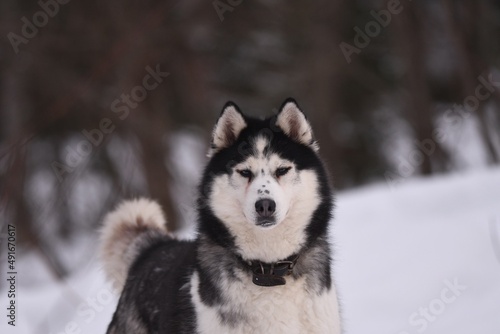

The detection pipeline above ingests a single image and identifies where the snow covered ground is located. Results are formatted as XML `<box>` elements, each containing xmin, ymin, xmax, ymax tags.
<box><xmin>1</xmin><ymin>167</ymin><xmax>499</xmax><ymax>334</ymax></box>
<box><xmin>334</xmin><ymin>167</ymin><xmax>500</xmax><ymax>334</ymax></box>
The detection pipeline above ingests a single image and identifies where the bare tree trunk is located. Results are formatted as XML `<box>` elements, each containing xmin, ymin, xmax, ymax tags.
<box><xmin>295</xmin><ymin>0</ymin><xmax>346</xmax><ymax>186</ymax></box>
<box><xmin>1</xmin><ymin>57</ymin><xmax>69</xmax><ymax>279</ymax></box>
<box><xmin>441</xmin><ymin>0</ymin><xmax>499</xmax><ymax>164</ymax></box>
<box><xmin>393</xmin><ymin>3</ymin><xmax>450</xmax><ymax>175</ymax></box>
<box><xmin>132</xmin><ymin>110</ymin><xmax>179</xmax><ymax>232</ymax></box>
<box><xmin>3</xmin><ymin>147</ymin><xmax>69</xmax><ymax>278</ymax></box>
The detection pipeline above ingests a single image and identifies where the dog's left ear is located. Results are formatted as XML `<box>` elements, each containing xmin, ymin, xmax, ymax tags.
<box><xmin>209</xmin><ymin>102</ymin><xmax>247</xmax><ymax>157</ymax></box>
<box><xmin>276</xmin><ymin>98</ymin><xmax>318</xmax><ymax>151</ymax></box>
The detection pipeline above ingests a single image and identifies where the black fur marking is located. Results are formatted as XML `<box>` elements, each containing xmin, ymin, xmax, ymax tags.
<box><xmin>197</xmin><ymin>261</ymin><xmax>223</xmax><ymax>306</ymax></box>
<box><xmin>197</xmin><ymin>201</ymin><xmax>236</xmax><ymax>250</ymax></box>
<box><xmin>107</xmin><ymin>238</ymin><xmax>197</xmax><ymax>333</ymax></box>
<box><xmin>219</xmin><ymin>309</ymin><xmax>247</xmax><ymax>328</ymax></box>
<box><xmin>278</xmin><ymin>98</ymin><xmax>306</xmax><ymax>118</ymax></box>
<box><xmin>196</xmin><ymin>237</ymin><xmax>245</xmax><ymax>313</ymax></box>
<box><xmin>292</xmin><ymin>237</ymin><xmax>332</xmax><ymax>293</ymax></box>
<box><xmin>220</xmin><ymin>101</ymin><xmax>242</xmax><ymax>115</ymax></box>
<box><xmin>264</xmin><ymin>190</ymin><xmax>270</xmax><ymax>194</ymax></box>
<box><xmin>263</xmin><ymin>145</ymin><xmax>270</xmax><ymax>156</ymax></box>
<box><xmin>279</xmin><ymin>97</ymin><xmax>297</xmax><ymax>108</ymax></box>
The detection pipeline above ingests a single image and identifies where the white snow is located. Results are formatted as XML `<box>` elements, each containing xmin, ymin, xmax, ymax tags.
<box><xmin>1</xmin><ymin>167</ymin><xmax>500</xmax><ymax>333</ymax></box>
<box><xmin>334</xmin><ymin>167</ymin><xmax>500</xmax><ymax>334</ymax></box>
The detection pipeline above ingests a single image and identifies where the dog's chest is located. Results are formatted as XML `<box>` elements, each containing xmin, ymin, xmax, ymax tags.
<box><xmin>189</xmin><ymin>271</ymin><xmax>340</xmax><ymax>334</ymax></box>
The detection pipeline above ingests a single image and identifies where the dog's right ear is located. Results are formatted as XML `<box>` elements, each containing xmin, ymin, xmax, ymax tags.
<box><xmin>208</xmin><ymin>102</ymin><xmax>247</xmax><ymax>157</ymax></box>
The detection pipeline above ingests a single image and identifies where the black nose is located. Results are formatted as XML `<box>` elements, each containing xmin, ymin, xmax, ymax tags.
<box><xmin>255</xmin><ymin>199</ymin><xmax>276</xmax><ymax>217</ymax></box>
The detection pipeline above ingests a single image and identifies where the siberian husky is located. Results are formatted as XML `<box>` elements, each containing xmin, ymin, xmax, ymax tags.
<box><xmin>100</xmin><ymin>98</ymin><xmax>342</xmax><ymax>333</ymax></box>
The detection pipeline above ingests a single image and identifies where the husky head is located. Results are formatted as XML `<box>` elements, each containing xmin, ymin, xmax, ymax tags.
<box><xmin>198</xmin><ymin>99</ymin><xmax>332</xmax><ymax>262</ymax></box>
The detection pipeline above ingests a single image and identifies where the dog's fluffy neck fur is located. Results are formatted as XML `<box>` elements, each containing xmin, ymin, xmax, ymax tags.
<box><xmin>196</xmin><ymin>233</ymin><xmax>333</xmax><ymax>293</ymax></box>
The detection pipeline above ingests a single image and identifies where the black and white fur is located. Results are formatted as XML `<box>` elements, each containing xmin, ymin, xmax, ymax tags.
<box><xmin>100</xmin><ymin>99</ymin><xmax>342</xmax><ymax>333</ymax></box>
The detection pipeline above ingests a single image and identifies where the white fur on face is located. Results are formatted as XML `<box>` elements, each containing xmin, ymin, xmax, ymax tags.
<box><xmin>209</xmin><ymin>136</ymin><xmax>321</xmax><ymax>262</ymax></box>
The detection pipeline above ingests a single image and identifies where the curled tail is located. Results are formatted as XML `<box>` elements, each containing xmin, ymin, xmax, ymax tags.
<box><xmin>99</xmin><ymin>198</ymin><xmax>168</xmax><ymax>292</ymax></box>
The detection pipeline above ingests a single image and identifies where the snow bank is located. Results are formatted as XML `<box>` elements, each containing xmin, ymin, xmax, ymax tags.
<box><xmin>334</xmin><ymin>168</ymin><xmax>500</xmax><ymax>334</ymax></box>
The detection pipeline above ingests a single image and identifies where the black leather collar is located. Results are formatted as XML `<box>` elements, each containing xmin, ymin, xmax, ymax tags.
<box><xmin>239</xmin><ymin>254</ymin><xmax>300</xmax><ymax>287</ymax></box>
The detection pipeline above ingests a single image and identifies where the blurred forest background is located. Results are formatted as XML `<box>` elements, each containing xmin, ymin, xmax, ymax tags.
<box><xmin>1</xmin><ymin>0</ymin><xmax>500</xmax><ymax>281</ymax></box>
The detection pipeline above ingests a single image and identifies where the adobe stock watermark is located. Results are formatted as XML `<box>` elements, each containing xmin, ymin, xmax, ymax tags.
<box><xmin>339</xmin><ymin>0</ymin><xmax>410</xmax><ymax>64</ymax></box>
<box><xmin>7</xmin><ymin>0</ymin><xmax>72</xmax><ymax>54</ymax></box>
<box><xmin>385</xmin><ymin>72</ymin><xmax>500</xmax><ymax>189</ymax></box>
<box><xmin>397</xmin><ymin>278</ymin><xmax>467</xmax><ymax>334</ymax></box>
<box><xmin>213</xmin><ymin>0</ymin><xmax>243</xmax><ymax>22</ymax></box>
<box><xmin>51</xmin><ymin>64</ymin><xmax>169</xmax><ymax>183</ymax></box>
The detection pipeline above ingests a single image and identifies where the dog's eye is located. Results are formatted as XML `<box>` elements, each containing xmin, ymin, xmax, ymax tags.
<box><xmin>275</xmin><ymin>167</ymin><xmax>291</xmax><ymax>177</ymax></box>
<box><xmin>237</xmin><ymin>169</ymin><xmax>253</xmax><ymax>179</ymax></box>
